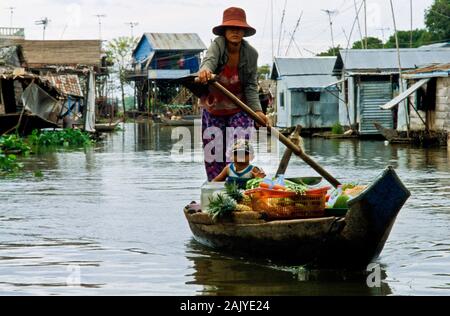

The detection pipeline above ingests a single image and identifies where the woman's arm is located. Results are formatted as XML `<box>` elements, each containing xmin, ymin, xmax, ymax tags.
<box><xmin>199</xmin><ymin>39</ymin><xmax>222</xmax><ymax>83</ymax></box>
<box><xmin>213</xmin><ymin>165</ymin><xmax>229</xmax><ymax>182</ymax></box>
<box><xmin>243</xmin><ymin>49</ymin><xmax>270</xmax><ymax>126</ymax></box>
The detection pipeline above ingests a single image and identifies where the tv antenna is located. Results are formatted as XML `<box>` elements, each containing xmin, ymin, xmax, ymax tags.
<box><xmin>125</xmin><ymin>22</ymin><xmax>139</xmax><ymax>38</ymax></box>
<box><xmin>377</xmin><ymin>27</ymin><xmax>390</xmax><ymax>48</ymax></box>
<box><xmin>285</xmin><ymin>10</ymin><xmax>303</xmax><ymax>56</ymax></box>
<box><xmin>322</xmin><ymin>9</ymin><xmax>338</xmax><ymax>55</ymax></box>
<box><xmin>6</xmin><ymin>7</ymin><xmax>15</xmax><ymax>27</ymax></box>
<box><xmin>35</xmin><ymin>17</ymin><xmax>50</xmax><ymax>40</ymax></box>
<box><xmin>277</xmin><ymin>0</ymin><xmax>288</xmax><ymax>56</ymax></box>
<box><xmin>94</xmin><ymin>14</ymin><xmax>107</xmax><ymax>40</ymax></box>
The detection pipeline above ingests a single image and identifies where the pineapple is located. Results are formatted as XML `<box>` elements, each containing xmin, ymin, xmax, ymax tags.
<box><xmin>207</xmin><ymin>193</ymin><xmax>237</xmax><ymax>222</ymax></box>
<box><xmin>242</xmin><ymin>195</ymin><xmax>252</xmax><ymax>207</ymax></box>
<box><xmin>225</xmin><ymin>182</ymin><xmax>244</xmax><ymax>203</ymax></box>
<box><xmin>235</xmin><ymin>204</ymin><xmax>253</xmax><ymax>212</ymax></box>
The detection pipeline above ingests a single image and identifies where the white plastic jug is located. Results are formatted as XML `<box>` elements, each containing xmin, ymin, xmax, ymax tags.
<box><xmin>201</xmin><ymin>182</ymin><xmax>226</xmax><ymax>210</ymax></box>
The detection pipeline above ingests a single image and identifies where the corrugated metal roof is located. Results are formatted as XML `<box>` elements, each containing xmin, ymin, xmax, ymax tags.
<box><xmin>284</xmin><ymin>75</ymin><xmax>339</xmax><ymax>90</ymax></box>
<box><xmin>335</xmin><ymin>48</ymin><xmax>450</xmax><ymax>73</ymax></box>
<box><xmin>272</xmin><ymin>57</ymin><xmax>337</xmax><ymax>78</ymax></box>
<box><xmin>44</xmin><ymin>74</ymin><xmax>83</xmax><ymax>97</ymax></box>
<box><xmin>144</xmin><ymin>33</ymin><xmax>206</xmax><ymax>51</ymax></box>
<box><xmin>419</xmin><ymin>42</ymin><xmax>450</xmax><ymax>49</ymax></box>
<box><xmin>14</xmin><ymin>40</ymin><xmax>103</xmax><ymax>67</ymax></box>
<box><xmin>403</xmin><ymin>63</ymin><xmax>450</xmax><ymax>78</ymax></box>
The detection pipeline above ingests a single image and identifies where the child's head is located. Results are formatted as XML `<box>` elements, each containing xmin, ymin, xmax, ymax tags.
<box><xmin>231</xmin><ymin>140</ymin><xmax>254</xmax><ymax>164</ymax></box>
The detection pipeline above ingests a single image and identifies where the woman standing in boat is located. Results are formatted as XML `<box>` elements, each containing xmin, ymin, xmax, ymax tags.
<box><xmin>198</xmin><ymin>7</ymin><xmax>270</xmax><ymax>181</ymax></box>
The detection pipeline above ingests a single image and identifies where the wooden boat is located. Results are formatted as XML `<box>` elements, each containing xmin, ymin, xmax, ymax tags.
<box><xmin>95</xmin><ymin>121</ymin><xmax>121</xmax><ymax>132</ymax></box>
<box><xmin>184</xmin><ymin>167</ymin><xmax>410</xmax><ymax>269</ymax></box>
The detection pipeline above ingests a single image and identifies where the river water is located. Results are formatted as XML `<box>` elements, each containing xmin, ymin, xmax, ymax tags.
<box><xmin>0</xmin><ymin>123</ymin><xmax>449</xmax><ymax>296</ymax></box>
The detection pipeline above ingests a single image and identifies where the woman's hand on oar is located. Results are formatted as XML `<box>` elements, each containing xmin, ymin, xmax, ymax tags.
<box><xmin>255</xmin><ymin>111</ymin><xmax>271</xmax><ymax>127</ymax></box>
<box><xmin>198</xmin><ymin>69</ymin><xmax>214</xmax><ymax>84</ymax></box>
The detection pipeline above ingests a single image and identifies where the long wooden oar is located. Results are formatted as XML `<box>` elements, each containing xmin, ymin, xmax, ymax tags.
<box><xmin>209</xmin><ymin>80</ymin><xmax>341</xmax><ymax>188</ymax></box>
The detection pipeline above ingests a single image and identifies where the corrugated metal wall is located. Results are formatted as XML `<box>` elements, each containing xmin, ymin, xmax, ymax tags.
<box><xmin>291</xmin><ymin>91</ymin><xmax>339</xmax><ymax>129</ymax></box>
<box><xmin>359</xmin><ymin>82</ymin><xmax>394</xmax><ymax>134</ymax></box>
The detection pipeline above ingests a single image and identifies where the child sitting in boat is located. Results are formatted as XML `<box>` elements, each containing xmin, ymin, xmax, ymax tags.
<box><xmin>213</xmin><ymin>140</ymin><xmax>266</xmax><ymax>188</ymax></box>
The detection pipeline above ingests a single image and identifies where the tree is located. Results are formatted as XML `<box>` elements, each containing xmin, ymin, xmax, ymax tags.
<box><xmin>258</xmin><ymin>64</ymin><xmax>271</xmax><ymax>80</ymax></box>
<box><xmin>352</xmin><ymin>37</ymin><xmax>383</xmax><ymax>49</ymax></box>
<box><xmin>385</xmin><ymin>29</ymin><xmax>434</xmax><ymax>48</ymax></box>
<box><xmin>106</xmin><ymin>37</ymin><xmax>139</xmax><ymax>115</ymax></box>
<box><xmin>425</xmin><ymin>0</ymin><xmax>450</xmax><ymax>42</ymax></box>
<box><xmin>317</xmin><ymin>45</ymin><xmax>341</xmax><ymax>57</ymax></box>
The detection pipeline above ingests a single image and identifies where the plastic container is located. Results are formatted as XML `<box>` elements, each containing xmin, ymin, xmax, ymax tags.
<box><xmin>246</xmin><ymin>187</ymin><xmax>329</xmax><ymax>220</ymax></box>
<box><xmin>201</xmin><ymin>182</ymin><xmax>226</xmax><ymax>210</ymax></box>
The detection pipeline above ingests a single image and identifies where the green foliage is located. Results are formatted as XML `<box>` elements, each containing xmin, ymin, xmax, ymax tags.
<box><xmin>332</xmin><ymin>123</ymin><xmax>345</xmax><ymax>135</ymax></box>
<box><xmin>317</xmin><ymin>45</ymin><xmax>341</xmax><ymax>56</ymax></box>
<box><xmin>106</xmin><ymin>37</ymin><xmax>139</xmax><ymax>114</ymax></box>
<box><xmin>352</xmin><ymin>37</ymin><xmax>384</xmax><ymax>49</ymax></box>
<box><xmin>28</xmin><ymin>129</ymin><xmax>94</xmax><ymax>147</ymax></box>
<box><xmin>0</xmin><ymin>149</ymin><xmax>23</xmax><ymax>174</ymax></box>
<box><xmin>258</xmin><ymin>64</ymin><xmax>271</xmax><ymax>80</ymax></box>
<box><xmin>207</xmin><ymin>193</ymin><xmax>237</xmax><ymax>221</ymax></box>
<box><xmin>385</xmin><ymin>29</ymin><xmax>436</xmax><ymax>48</ymax></box>
<box><xmin>34</xmin><ymin>170</ymin><xmax>44</xmax><ymax>178</ymax></box>
<box><xmin>0</xmin><ymin>134</ymin><xmax>31</xmax><ymax>155</ymax></box>
<box><xmin>425</xmin><ymin>0</ymin><xmax>450</xmax><ymax>41</ymax></box>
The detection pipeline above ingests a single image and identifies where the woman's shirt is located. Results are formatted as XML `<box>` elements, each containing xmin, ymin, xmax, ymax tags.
<box><xmin>199</xmin><ymin>36</ymin><xmax>262</xmax><ymax>114</ymax></box>
<box><xmin>200</xmin><ymin>65</ymin><xmax>244</xmax><ymax>116</ymax></box>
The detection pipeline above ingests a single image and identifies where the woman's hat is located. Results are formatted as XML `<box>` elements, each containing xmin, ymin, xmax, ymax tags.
<box><xmin>213</xmin><ymin>7</ymin><xmax>256</xmax><ymax>37</ymax></box>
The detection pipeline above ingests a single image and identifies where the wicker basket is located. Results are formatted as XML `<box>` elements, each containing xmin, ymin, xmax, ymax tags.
<box><xmin>246</xmin><ymin>188</ymin><xmax>328</xmax><ymax>220</ymax></box>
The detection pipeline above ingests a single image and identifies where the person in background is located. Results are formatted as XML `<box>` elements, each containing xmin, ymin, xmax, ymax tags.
<box><xmin>198</xmin><ymin>7</ymin><xmax>270</xmax><ymax>181</ymax></box>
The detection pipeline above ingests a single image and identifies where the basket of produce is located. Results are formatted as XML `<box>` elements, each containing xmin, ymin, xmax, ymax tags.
<box><xmin>245</xmin><ymin>178</ymin><xmax>330</xmax><ymax>220</ymax></box>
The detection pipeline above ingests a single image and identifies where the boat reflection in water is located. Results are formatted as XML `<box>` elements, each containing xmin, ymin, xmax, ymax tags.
<box><xmin>185</xmin><ymin>241</ymin><xmax>392</xmax><ymax>296</ymax></box>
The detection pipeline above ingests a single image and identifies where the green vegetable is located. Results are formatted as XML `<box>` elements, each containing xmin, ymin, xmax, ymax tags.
<box><xmin>246</xmin><ymin>178</ymin><xmax>264</xmax><ymax>190</ymax></box>
<box><xmin>284</xmin><ymin>179</ymin><xmax>307</xmax><ymax>195</ymax></box>
<box><xmin>342</xmin><ymin>183</ymin><xmax>358</xmax><ymax>191</ymax></box>
<box><xmin>334</xmin><ymin>195</ymin><xmax>350</xmax><ymax>209</ymax></box>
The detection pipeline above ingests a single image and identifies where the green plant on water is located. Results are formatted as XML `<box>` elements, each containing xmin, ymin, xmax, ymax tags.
<box><xmin>0</xmin><ymin>134</ymin><xmax>31</xmax><ymax>155</ymax></box>
<box><xmin>0</xmin><ymin>149</ymin><xmax>24</xmax><ymax>174</ymax></box>
<box><xmin>207</xmin><ymin>193</ymin><xmax>237</xmax><ymax>222</ymax></box>
<box><xmin>331</xmin><ymin>123</ymin><xmax>344</xmax><ymax>135</ymax></box>
<box><xmin>34</xmin><ymin>170</ymin><xmax>44</xmax><ymax>178</ymax></box>
<box><xmin>28</xmin><ymin>129</ymin><xmax>94</xmax><ymax>147</ymax></box>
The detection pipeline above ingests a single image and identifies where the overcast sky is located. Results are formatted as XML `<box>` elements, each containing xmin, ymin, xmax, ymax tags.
<box><xmin>1</xmin><ymin>0</ymin><xmax>435</xmax><ymax>65</ymax></box>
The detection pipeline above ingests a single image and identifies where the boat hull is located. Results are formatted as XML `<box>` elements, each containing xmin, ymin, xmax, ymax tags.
<box><xmin>185</xmin><ymin>167</ymin><xmax>411</xmax><ymax>268</ymax></box>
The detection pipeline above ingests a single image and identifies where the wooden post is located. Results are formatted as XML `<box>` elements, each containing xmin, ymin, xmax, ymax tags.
<box><xmin>0</xmin><ymin>80</ymin><xmax>5</xmax><ymax>115</ymax></box>
<box><xmin>447</xmin><ymin>133</ymin><xmax>450</xmax><ymax>152</ymax></box>
<box><xmin>276</xmin><ymin>125</ymin><xmax>302</xmax><ymax>177</ymax></box>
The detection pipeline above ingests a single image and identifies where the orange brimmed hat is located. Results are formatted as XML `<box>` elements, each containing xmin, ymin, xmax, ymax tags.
<box><xmin>213</xmin><ymin>7</ymin><xmax>256</xmax><ymax>37</ymax></box>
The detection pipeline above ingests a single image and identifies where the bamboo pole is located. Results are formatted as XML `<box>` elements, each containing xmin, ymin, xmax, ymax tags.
<box><xmin>276</xmin><ymin>125</ymin><xmax>302</xmax><ymax>177</ymax></box>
